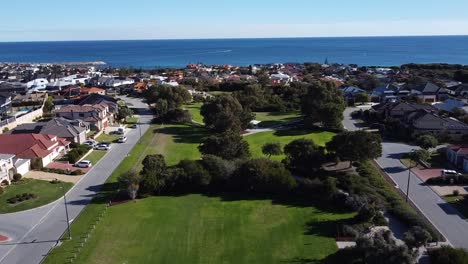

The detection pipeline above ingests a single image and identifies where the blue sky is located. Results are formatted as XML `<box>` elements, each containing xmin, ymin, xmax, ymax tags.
<box><xmin>2</xmin><ymin>0</ymin><xmax>468</xmax><ymax>41</ymax></box>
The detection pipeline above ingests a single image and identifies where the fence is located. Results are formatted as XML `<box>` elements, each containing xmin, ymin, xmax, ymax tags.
<box><xmin>39</xmin><ymin>201</ymin><xmax>111</xmax><ymax>264</ymax></box>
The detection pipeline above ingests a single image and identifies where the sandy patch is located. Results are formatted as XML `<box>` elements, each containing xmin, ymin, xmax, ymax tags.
<box><xmin>24</xmin><ymin>171</ymin><xmax>82</xmax><ymax>184</ymax></box>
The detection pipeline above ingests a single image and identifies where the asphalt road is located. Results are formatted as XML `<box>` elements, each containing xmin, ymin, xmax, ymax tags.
<box><xmin>344</xmin><ymin>107</ymin><xmax>468</xmax><ymax>249</ymax></box>
<box><xmin>0</xmin><ymin>96</ymin><xmax>152</xmax><ymax>264</ymax></box>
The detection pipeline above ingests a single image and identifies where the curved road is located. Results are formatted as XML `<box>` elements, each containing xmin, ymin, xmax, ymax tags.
<box><xmin>344</xmin><ymin>107</ymin><xmax>468</xmax><ymax>249</ymax></box>
<box><xmin>0</xmin><ymin>97</ymin><xmax>152</xmax><ymax>264</ymax></box>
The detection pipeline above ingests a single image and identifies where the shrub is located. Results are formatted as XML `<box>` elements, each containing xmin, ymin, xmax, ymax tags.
<box><xmin>71</xmin><ymin>169</ymin><xmax>83</xmax><ymax>175</ymax></box>
<box><xmin>453</xmin><ymin>190</ymin><xmax>460</xmax><ymax>196</ymax></box>
<box><xmin>429</xmin><ymin>246</ymin><xmax>468</xmax><ymax>264</ymax></box>
<box><xmin>51</xmin><ymin>179</ymin><xmax>61</xmax><ymax>184</ymax></box>
<box><xmin>12</xmin><ymin>173</ymin><xmax>22</xmax><ymax>182</ymax></box>
<box><xmin>67</xmin><ymin>150</ymin><xmax>81</xmax><ymax>163</ymax></box>
<box><xmin>31</xmin><ymin>158</ymin><xmax>43</xmax><ymax>169</ymax></box>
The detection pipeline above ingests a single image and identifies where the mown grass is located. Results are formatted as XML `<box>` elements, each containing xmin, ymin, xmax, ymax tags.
<box><xmin>254</xmin><ymin>111</ymin><xmax>302</xmax><ymax>128</ymax></box>
<box><xmin>182</xmin><ymin>102</ymin><xmax>204</xmax><ymax>124</ymax></box>
<box><xmin>245</xmin><ymin>129</ymin><xmax>335</xmax><ymax>161</ymax></box>
<box><xmin>444</xmin><ymin>195</ymin><xmax>468</xmax><ymax>219</ymax></box>
<box><xmin>0</xmin><ymin>179</ymin><xmax>73</xmax><ymax>214</ymax></box>
<box><xmin>84</xmin><ymin>151</ymin><xmax>107</xmax><ymax>165</ymax></box>
<box><xmin>47</xmin><ymin>193</ymin><xmax>353</xmax><ymax>264</ymax></box>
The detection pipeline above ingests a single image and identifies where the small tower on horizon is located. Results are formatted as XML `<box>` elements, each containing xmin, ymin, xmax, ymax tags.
<box><xmin>324</xmin><ymin>57</ymin><xmax>329</xmax><ymax>65</ymax></box>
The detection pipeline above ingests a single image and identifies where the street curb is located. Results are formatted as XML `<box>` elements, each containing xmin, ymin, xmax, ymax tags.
<box><xmin>373</xmin><ymin>159</ymin><xmax>450</xmax><ymax>246</ymax></box>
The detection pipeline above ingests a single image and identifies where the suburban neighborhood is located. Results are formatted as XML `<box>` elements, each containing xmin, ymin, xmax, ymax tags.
<box><xmin>0</xmin><ymin>60</ymin><xmax>467</xmax><ymax>264</ymax></box>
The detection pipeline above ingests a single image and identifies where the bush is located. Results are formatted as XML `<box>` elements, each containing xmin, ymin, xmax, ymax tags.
<box><xmin>7</xmin><ymin>193</ymin><xmax>37</xmax><ymax>204</ymax></box>
<box><xmin>71</xmin><ymin>169</ymin><xmax>83</xmax><ymax>175</ymax></box>
<box><xmin>12</xmin><ymin>173</ymin><xmax>22</xmax><ymax>182</ymax></box>
<box><xmin>429</xmin><ymin>246</ymin><xmax>468</xmax><ymax>264</ymax></box>
<box><xmin>31</xmin><ymin>158</ymin><xmax>43</xmax><ymax>169</ymax></box>
<box><xmin>67</xmin><ymin>150</ymin><xmax>80</xmax><ymax>163</ymax></box>
<box><xmin>453</xmin><ymin>190</ymin><xmax>460</xmax><ymax>196</ymax></box>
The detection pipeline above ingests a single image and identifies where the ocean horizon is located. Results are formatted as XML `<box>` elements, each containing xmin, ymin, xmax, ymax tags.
<box><xmin>1</xmin><ymin>35</ymin><xmax>468</xmax><ymax>68</ymax></box>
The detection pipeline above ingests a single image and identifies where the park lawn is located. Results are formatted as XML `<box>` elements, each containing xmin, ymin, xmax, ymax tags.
<box><xmin>254</xmin><ymin>111</ymin><xmax>302</xmax><ymax>128</ymax></box>
<box><xmin>50</xmin><ymin>194</ymin><xmax>354</xmax><ymax>264</ymax></box>
<box><xmin>182</xmin><ymin>102</ymin><xmax>204</xmax><ymax>124</ymax></box>
<box><xmin>245</xmin><ymin>129</ymin><xmax>336</xmax><ymax>161</ymax></box>
<box><xmin>145</xmin><ymin>124</ymin><xmax>208</xmax><ymax>166</ymax></box>
<box><xmin>84</xmin><ymin>150</ymin><xmax>107</xmax><ymax>165</ymax></box>
<box><xmin>444</xmin><ymin>195</ymin><xmax>468</xmax><ymax>219</ymax></box>
<box><xmin>0</xmin><ymin>179</ymin><xmax>73</xmax><ymax>214</ymax></box>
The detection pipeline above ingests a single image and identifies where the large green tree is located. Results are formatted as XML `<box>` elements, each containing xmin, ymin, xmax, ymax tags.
<box><xmin>301</xmin><ymin>81</ymin><xmax>346</xmax><ymax>130</ymax></box>
<box><xmin>200</xmin><ymin>95</ymin><xmax>254</xmax><ymax>133</ymax></box>
<box><xmin>144</xmin><ymin>85</ymin><xmax>191</xmax><ymax>119</ymax></box>
<box><xmin>326</xmin><ymin>131</ymin><xmax>382</xmax><ymax>166</ymax></box>
<box><xmin>232</xmin><ymin>158</ymin><xmax>297</xmax><ymax>193</ymax></box>
<box><xmin>261</xmin><ymin>142</ymin><xmax>282</xmax><ymax>158</ymax></box>
<box><xmin>283</xmin><ymin>138</ymin><xmax>325</xmax><ymax>174</ymax></box>
<box><xmin>140</xmin><ymin>155</ymin><xmax>167</xmax><ymax>195</ymax></box>
<box><xmin>118</xmin><ymin>170</ymin><xmax>141</xmax><ymax>200</ymax></box>
<box><xmin>198</xmin><ymin>132</ymin><xmax>250</xmax><ymax>160</ymax></box>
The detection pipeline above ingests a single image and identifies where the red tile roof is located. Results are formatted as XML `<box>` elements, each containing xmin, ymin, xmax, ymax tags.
<box><xmin>0</xmin><ymin>134</ymin><xmax>70</xmax><ymax>159</ymax></box>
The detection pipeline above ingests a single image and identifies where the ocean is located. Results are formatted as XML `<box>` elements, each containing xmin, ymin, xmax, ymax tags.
<box><xmin>1</xmin><ymin>36</ymin><xmax>468</xmax><ymax>68</ymax></box>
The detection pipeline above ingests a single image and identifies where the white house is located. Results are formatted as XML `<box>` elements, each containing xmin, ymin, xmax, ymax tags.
<box><xmin>0</xmin><ymin>154</ymin><xmax>15</xmax><ymax>185</ymax></box>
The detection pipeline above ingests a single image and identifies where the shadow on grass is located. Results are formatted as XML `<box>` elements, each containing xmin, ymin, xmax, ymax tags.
<box><xmin>154</xmin><ymin>124</ymin><xmax>210</xmax><ymax>144</ymax></box>
<box><xmin>274</xmin><ymin>128</ymin><xmax>329</xmax><ymax>137</ymax></box>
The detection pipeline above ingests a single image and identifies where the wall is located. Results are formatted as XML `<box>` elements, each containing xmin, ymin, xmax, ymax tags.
<box><xmin>0</xmin><ymin>107</ymin><xmax>43</xmax><ymax>132</ymax></box>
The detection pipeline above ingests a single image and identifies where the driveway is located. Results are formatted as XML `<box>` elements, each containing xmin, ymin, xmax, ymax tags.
<box><xmin>344</xmin><ymin>107</ymin><xmax>468</xmax><ymax>249</ymax></box>
<box><xmin>0</xmin><ymin>96</ymin><xmax>152</xmax><ymax>264</ymax></box>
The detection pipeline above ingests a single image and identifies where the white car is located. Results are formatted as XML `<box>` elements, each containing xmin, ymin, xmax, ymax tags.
<box><xmin>94</xmin><ymin>143</ymin><xmax>112</xmax><ymax>150</ymax></box>
<box><xmin>75</xmin><ymin>160</ymin><xmax>92</xmax><ymax>168</ymax></box>
<box><xmin>118</xmin><ymin>136</ymin><xmax>127</xmax><ymax>143</ymax></box>
<box><xmin>441</xmin><ymin>169</ymin><xmax>461</xmax><ymax>177</ymax></box>
<box><xmin>83</xmin><ymin>140</ymin><xmax>97</xmax><ymax>147</ymax></box>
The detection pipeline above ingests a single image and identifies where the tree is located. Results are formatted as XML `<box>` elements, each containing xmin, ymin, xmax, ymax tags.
<box><xmin>326</xmin><ymin>131</ymin><xmax>382</xmax><ymax>167</ymax></box>
<box><xmin>403</xmin><ymin>226</ymin><xmax>432</xmax><ymax>249</ymax></box>
<box><xmin>144</xmin><ymin>85</ymin><xmax>191</xmax><ymax>121</ymax></box>
<box><xmin>140</xmin><ymin>155</ymin><xmax>167</xmax><ymax>195</ymax></box>
<box><xmin>201</xmin><ymin>95</ymin><xmax>254</xmax><ymax>133</ymax></box>
<box><xmin>198</xmin><ymin>132</ymin><xmax>250</xmax><ymax>160</ymax></box>
<box><xmin>261</xmin><ymin>142</ymin><xmax>282</xmax><ymax>158</ymax></box>
<box><xmin>283</xmin><ymin>138</ymin><xmax>325</xmax><ymax>174</ymax></box>
<box><xmin>175</xmin><ymin>160</ymin><xmax>211</xmax><ymax>188</ymax></box>
<box><xmin>200</xmin><ymin>155</ymin><xmax>237</xmax><ymax>186</ymax></box>
<box><xmin>355</xmin><ymin>93</ymin><xmax>370</xmax><ymax>105</ymax></box>
<box><xmin>117</xmin><ymin>106</ymin><xmax>134</xmax><ymax>122</ymax></box>
<box><xmin>301</xmin><ymin>81</ymin><xmax>346</xmax><ymax>130</ymax></box>
<box><xmin>409</xmin><ymin>149</ymin><xmax>430</xmax><ymax>163</ymax></box>
<box><xmin>231</xmin><ymin>158</ymin><xmax>297</xmax><ymax>193</ymax></box>
<box><xmin>118</xmin><ymin>170</ymin><xmax>141</xmax><ymax>200</ymax></box>
<box><xmin>429</xmin><ymin>246</ymin><xmax>468</xmax><ymax>264</ymax></box>
<box><xmin>416</xmin><ymin>134</ymin><xmax>438</xmax><ymax>149</ymax></box>
<box><xmin>43</xmin><ymin>96</ymin><xmax>54</xmax><ymax>114</ymax></box>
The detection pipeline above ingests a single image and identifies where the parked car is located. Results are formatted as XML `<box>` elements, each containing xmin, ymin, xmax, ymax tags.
<box><xmin>118</xmin><ymin>136</ymin><xmax>127</xmax><ymax>143</ymax></box>
<box><xmin>441</xmin><ymin>169</ymin><xmax>461</xmax><ymax>177</ymax></box>
<box><xmin>129</xmin><ymin>124</ymin><xmax>137</xmax><ymax>129</ymax></box>
<box><xmin>75</xmin><ymin>160</ymin><xmax>92</xmax><ymax>168</ymax></box>
<box><xmin>94</xmin><ymin>143</ymin><xmax>112</xmax><ymax>150</ymax></box>
<box><xmin>116</xmin><ymin>127</ymin><xmax>125</xmax><ymax>135</ymax></box>
<box><xmin>83</xmin><ymin>140</ymin><xmax>97</xmax><ymax>147</ymax></box>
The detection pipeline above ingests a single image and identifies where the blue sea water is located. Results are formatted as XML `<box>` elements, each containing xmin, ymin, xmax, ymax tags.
<box><xmin>1</xmin><ymin>36</ymin><xmax>468</xmax><ymax>68</ymax></box>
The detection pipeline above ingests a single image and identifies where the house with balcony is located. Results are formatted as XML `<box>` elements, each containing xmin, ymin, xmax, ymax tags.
<box><xmin>55</xmin><ymin>103</ymin><xmax>112</xmax><ymax>131</ymax></box>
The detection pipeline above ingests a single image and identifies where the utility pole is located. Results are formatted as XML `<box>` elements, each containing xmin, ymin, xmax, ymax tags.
<box><xmin>61</xmin><ymin>181</ymin><xmax>72</xmax><ymax>240</ymax></box>
<box><xmin>406</xmin><ymin>150</ymin><xmax>416</xmax><ymax>203</ymax></box>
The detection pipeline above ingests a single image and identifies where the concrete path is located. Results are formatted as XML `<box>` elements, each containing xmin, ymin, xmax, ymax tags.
<box><xmin>0</xmin><ymin>96</ymin><xmax>152</xmax><ymax>264</ymax></box>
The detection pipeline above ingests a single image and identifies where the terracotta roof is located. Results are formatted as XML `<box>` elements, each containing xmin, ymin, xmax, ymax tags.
<box><xmin>0</xmin><ymin>134</ymin><xmax>70</xmax><ymax>159</ymax></box>
<box><xmin>81</xmin><ymin>87</ymin><xmax>105</xmax><ymax>94</ymax></box>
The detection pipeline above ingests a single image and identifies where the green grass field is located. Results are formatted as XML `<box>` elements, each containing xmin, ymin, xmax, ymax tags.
<box><xmin>96</xmin><ymin>133</ymin><xmax>120</xmax><ymax>143</ymax></box>
<box><xmin>47</xmin><ymin>194</ymin><xmax>353</xmax><ymax>264</ymax></box>
<box><xmin>182</xmin><ymin>102</ymin><xmax>204</xmax><ymax>123</ymax></box>
<box><xmin>0</xmin><ymin>179</ymin><xmax>73</xmax><ymax>214</ymax></box>
<box><xmin>245</xmin><ymin>129</ymin><xmax>335</xmax><ymax>161</ymax></box>
<box><xmin>44</xmin><ymin>124</ymin><xmax>345</xmax><ymax>264</ymax></box>
<box><xmin>84</xmin><ymin>150</ymin><xmax>107</xmax><ymax>165</ymax></box>
<box><xmin>254</xmin><ymin>111</ymin><xmax>302</xmax><ymax>128</ymax></box>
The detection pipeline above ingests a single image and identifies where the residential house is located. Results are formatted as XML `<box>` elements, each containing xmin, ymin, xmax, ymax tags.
<box><xmin>405</xmin><ymin>110</ymin><xmax>468</xmax><ymax>140</ymax></box>
<box><xmin>372</xmin><ymin>102</ymin><xmax>437</xmax><ymax>119</ymax></box>
<box><xmin>433</xmin><ymin>99</ymin><xmax>467</xmax><ymax>113</ymax></box>
<box><xmin>341</xmin><ymin>86</ymin><xmax>367</xmax><ymax>102</ymax></box>
<box><xmin>80</xmin><ymin>87</ymin><xmax>106</xmax><ymax>95</ymax></box>
<box><xmin>371</xmin><ymin>84</ymin><xmax>410</xmax><ymax>102</ymax></box>
<box><xmin>10</xmin><ymin>117</ymin><xmax>88</xmax><ymax>144</ymax></box>
<box><xmin>410</xmin><ymin>82</ymin><xmax>448</xmax><ymax>103</ymax></box>
<box><xmin>78</xmin><ymin>94</ymin><xmax>119</xmax><ymax>115</ymax></box>
<box><xmin>446</xmin><ymin>145</ymin><xmax>468</xmax><ymax>171</ymax></box>
<box><xmin>270</xmin><ymin>73</ymin><xmax>292</xmax><ymax>85</ymax></box>
<box><xmin>0</xmin><ymin>92</ymin><xmax>12</xmax><ymax>117</ymax></box>
<box><xmin>55</xmin><ymin>103</ymin><xmax>112</xmax><ymax>131</ymax></box>
<box><xmin>0</xmin><ymin>154</ymin><xmax>14</xmax><ymax>185</ymax></box>
<box><xmin>0</xmin><ymin>134</ymin><xmax>70</xmax><ymax>167</ymax></box>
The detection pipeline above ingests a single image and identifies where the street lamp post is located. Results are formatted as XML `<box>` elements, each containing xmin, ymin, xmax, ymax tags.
<box><xmin>405</xmin><ymin>150</ymin><xmax>416</xmax><ymax>203</ymax></box>
<box><xmin>60</xmin><ymin>181</ymin><xmax>72</xmax><ymax>240</ymax></box>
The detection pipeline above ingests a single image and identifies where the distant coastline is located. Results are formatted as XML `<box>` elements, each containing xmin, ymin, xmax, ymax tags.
<box><xmin>1</xmin><ymin>36</ymin><xmax>468</xmax><ymax>68</ymax></box>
